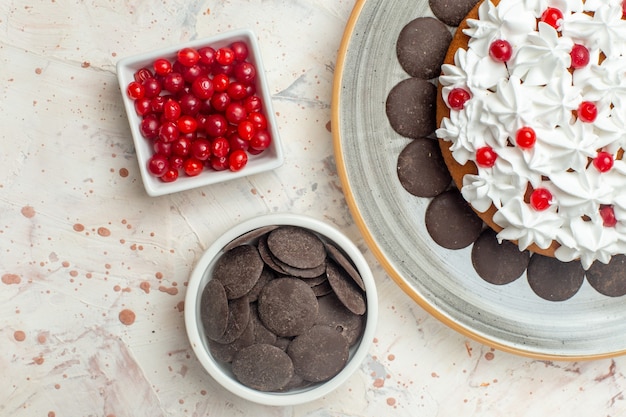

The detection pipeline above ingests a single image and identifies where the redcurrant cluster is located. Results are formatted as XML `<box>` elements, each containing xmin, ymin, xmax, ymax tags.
<box><xmin>125</xmin><ymin>42</ymin><xmax>272</xmax><ymax>182</ymax></box>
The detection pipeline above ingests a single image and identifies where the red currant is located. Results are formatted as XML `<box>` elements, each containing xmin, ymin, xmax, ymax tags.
<box><xmin>150</xmin><ymin>95</ymin><xmax>166</xmax><ymax>113</ymax></box>
<box><xmin>172</xmin><ymin>137</ymin><xmax>192</xmax><ymax>157</ymax></box>
<box><xmin>570</xmin><ymin>44</ymin><xmax>590</xmax><ymax>69</ymax></box>
<box><xmin>191</xmin><ymin>76</ymin><xmax>214</xmax><ymax>100</ymax></box>
<box><xmin>230</xmin><ymin>41</ymin><xmax>249</xmax><ymax>62</ymax></box>
<box><xmin>593</xmin><ymin>151</ymin><xmax>614</xmax><ymax>172</ymax></box>
<box><xmin>540</xmin><ymin>7</ymin><xmax>563</xmax><ymax>30</ymax></box>
<box><xmin>578</xmin><ymin>101</ymin><xmax>597</xmax><ymax>123</ymax></box>
<box><xmin>248</xmin><ymin>112</ymin><xmax>268</xmax><ymax>131</ymax></box>
<box><xmin>243</xmin><ymin>95</ymin><xmax>263</xmax><ymax>113</ymax></box>
<box><xmin>211</xmin><ymin>137</ymin><xmax>230</xmax><ymax>158</ymax></box>
<box><xmin>213</xmin><ymin>73</ymin><xmax>230</xmax><ymax>92</ymax></box>
<box><xmin>190</xmin><ymin>138</ymin><xmax>212</xmax><ymax>161</ymax></box>
<box><xmin>158</xmin><ymin>121</ymin><xmax>179</xmax><ymax>143</ymax></box>
<box><xmin>160</xmin><ymin>168</ymin><xmax>179</xmax><ymax>182</ymax></box>
<box><xmin>183</xmin><ymin>157</ymin><xmax>204</xmax><ymax>176</ymax></box>
<box><xmin>153</xmin><ymin>58</ymin><xmax>172</xmax><ymax>76</ymax></box>
<box><xmin>210</xmin><ymin>155</ymin><xmax>229</xmax><ymax>171</ymax></box>
<box><xmin>447</xmin><ymin>88</ymin><xmax>471</xmax><ymax>111</ymax></box>
<box><xmin>228</xmin><ymin>149</ymin><xmax>248</xmax><ymax>171</ymax></box>
<box><xmin>177</xmin><ymin>115</ymin><xmax>198</xmax><ymax>134</ymax></box>
<box><xmin>178</xmin><ymin>93</ymin><xmax>201</xmax><ymax>116</ymax></box>
<box><xmin>229</xmin><ymin>133</ymin><xmax>249</xmax><ymax>152</ymax></box>
<box><xmin>215</xmin><ymin>47</ymin><xmax>235</xmax><ymax>66</ymax></box>
<box><xmin>227</xmin><ymin>82</ymin><xmax>249</xmax><ymax>100</ymax></box>
<box><xmin>198</xmin><ymin>47</ymin><xmax>216</xmax><ymax>65</ymax></box>
<box><xmin>177</xmin><ymin>47</ymin><xmax>200</xmax><ymax>67</ymax></box>
<box><xmin>134</xmin><ymin>67</ymin><xmax>153</xmax><ymax>83</ymax></box>
<box><xmin>600</xmin><ymin>205</ymin><xmax>618</xmax><ymax>227</ymax></box>
<box><xmin>182</xmin><ymin>64</ymin><xmax>204</xmax><ymax>84</ymax></box>
<box><xmin>237</xmin><ymin>120</ymin><xmax>256</xmax><ymax>141</ymax></box>
<box><xmin>489</xmin><ymin>39</ymin><xmax>513</xmax><ymax>63</ymax></box>
<box><xmin>475</xmin><ymin>146</ymin><xmax>498</xmax><ymax>167</ymax></box>
<box><xmin>142</xmin><ymin>77</ymin><xmax>161</xmax><ymax>98</ymax></box>
<box><xmin>126</xmin><ymin>81</ymin><xmax>145</xmax><ymax>100</ymax></box>
<box><xmin>250</xmin><ymin>130</ymin><xmax>271</xmax><ymax>152</ymax></box>
<box><xmin>140</xmin><ymin>115</ymin><xmax>160</xmax><ymax>139</ymax></box>
<box><xmin>233</xmin><ymin>62</ymin><xmax>256</xmax><ymax>84</ymax></box>
<box><xmin>153</xmin><ymin>140</ymin><xmax>172</xmax><ymax>156</ymax></box>
<box><xmin>204</xmin><ymin>114</ymin><xmax>228</xmax><ymax>137</ymax></box>
<box><xmin>225</xmin><ymin>103</ymin><xmax>247</xmax><ymax>124</ymax></box>
<box><xmin>134</xmin><ymin>97</ymin><xmax>152</xmax><ymax>116</ymax></box>
<box><xmin>148</xmin><ymin>154</ymin><xmax>169</xmax><ymax>176</ymax></box>
<box><xmin>530</xmin><ymin>188</ymin><xmax>553</xmax><ymax>211</ymax></box>
<box><xmin>162</xmin><ymin>99</ymin><xmax>182</xmax><ymax>121</ymax></box>
<box><xmin>163</xmin><ymin>72</ymin><xmax>185</xmax><ymax>93</ymax></box>
<box><xmin>210</xmin><ymin>92</ymin><xmax>231</xmax><ymax>112</ymax></box>
<box><xmin>515</xmin><ymin>127</ymin><xmax>536</xmax><ymax>149</ymax></box>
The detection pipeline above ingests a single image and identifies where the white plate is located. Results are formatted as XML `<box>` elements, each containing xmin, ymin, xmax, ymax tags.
<box><xmin>332</xmin><ymin>0</ymin><xmax>626</xmax><ymax>359</ymax></box>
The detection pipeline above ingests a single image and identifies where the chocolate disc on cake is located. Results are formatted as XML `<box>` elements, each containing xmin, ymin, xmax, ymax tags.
<box><xmin>397</xmin><ymin>138</ymin><xmax>451</xmax><ymax>198</ymax></box>
<box><xmin>527</xmin><ymin>255</ymin><xmax>585</xmax><ymax>302</ymax></box>
<box><xmin>471</xmin><ymin>229</ymin><xmax>530</xmax><ymax>285</ymax></box>
<box><xmin>396</xmin><ymin>17</ymin><xmax>452</xmax><ymax>80</ymax></box>
<box><xmin>429</xmin><ymin>0</ymin><xmax>481</xmax><ymax>27</ymax></box>
<box><xmin>585</xmin><ymin>255</ymin><xmax>626</xmax><ymax>297</ymax></box>
<box><xmin>425</xmin><ymin>189</ymin><xmax>483</xmax><ymax>249</ymax></box>
<box><xmin>386</xmin><ymin>78</ymin><xmax>437</xmax><ymax>139</ymax></box>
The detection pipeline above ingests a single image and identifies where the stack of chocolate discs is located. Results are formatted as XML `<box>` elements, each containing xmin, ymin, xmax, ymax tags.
<box><xmin>200</xmin><ymin>225</ymin><xmax>368</xmax><ymax>392</ymax></box>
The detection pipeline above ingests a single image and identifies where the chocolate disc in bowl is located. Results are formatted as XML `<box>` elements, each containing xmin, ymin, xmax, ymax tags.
<box><xmin>266</xmin><ymin>226</ymin><xmax>327</xmax><ymax>269</ymax></box>
<box><xmin>232</xmin><ymin>343</ymin><xmax>294</xmax><ymax>392</ymax></box>
<box><xmin>213</xmin><ymin>244</ymin><xmax>264</xmax><ymax>299</ymax></box>
<box><xmin>200</xmin><ymin>279</ymin><xmax>229</xmax><ymax>341</ymax></box>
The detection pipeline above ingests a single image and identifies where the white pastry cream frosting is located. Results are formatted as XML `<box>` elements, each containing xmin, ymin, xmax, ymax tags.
<box><xmin>436</xmin><ymin>0</ymin><xmax>626</xmax><ymax>268</ymax></box>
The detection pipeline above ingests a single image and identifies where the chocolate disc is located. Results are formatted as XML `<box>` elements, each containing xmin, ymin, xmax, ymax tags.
<box><xmin>232</xmin><ymin>344</ymin><xmax>294</xmax><ymax>392</ymax></box>
<box><xmin>324</xmin><ymin>242</ymin><xmax>365</xmax><ymax>291</ymax></box>
<box><xmin>200</xmin><ymin>279</ymin><xmax>229</xmax><ymax>341</ymax></box>
<box><xmin>586</xmin><ymin>255</ymin><xmax>626</xmax><ymax>297</ymax></box>
<box><xmin>213</xmin><ymin>245</ymin><xmax>264</xmax><ymax>299</ymax></box>
<box><xmin>246</xmin><ymin>267</ymin><xmax>274</xmax><ymax>303</ymax></box>
<box><xmin>397</xmin><ymin>138</ymin><xmax>451</xmax><ymax>198</ymax></box>
<box><xmin>471</xmin><ymin>229</ymin><xmax>530</xmax><ymax>285</ymax></box>
<box><xmin>258</xmin><ymin>278</ymin><xmax>319</xmax><ymax>337</ymax></box>
<box><xmin>527</xmin><ymin>255</ymin><xmax>584</xmax><ymax>301</ymax></box>
<box><xmin>266</xmin><ymin>226</ymin><xmax>327</xmax><ymax>270</ymax></box>
<box><xmin>425</xmin><ymin>189</ymin><xmax>483</xmax><ymax>249</ymax></box>
<box><xmin>386</xmin><ymin>77</ymin><xmax>437</xmax><ymax>139</ymax></box>
<box><xmin>287</xmin><ymin>325</ymin><xmax>350</xmax><ymax>383</ymax></box>
<box><xmin>429</xmin><ymin>0</ymin><xmax>481</xmax><ymax>26</ymax></box>
<box><xmin>257</xmin><ymin>234</ymin><xmax>288</xmax><ymax>274</ymax></box>
<box><xmin>396</xmin><ymin>17</ymin><xmax>452</xmax><ymax>79</ymax></box>
<box><xmin>214</xmin><ymin>296</ymin><xmax>251</xmax><ymax>344</ymax></box>
<box><xmin>208</xmin><ymin>311</ymin><xmax>255</xmax><ymax>363</ymax></box>
<box><xmin>326</xmin><ymin>259</ymin><xmax>366</xmax><ymax>315</ymax></box>
<box><xmin>316</xmin><ymin>293</ymin><xmax>365</xmax><ymax>346</ymax></box>
<box><xmin>223</xmin><ymin>225</ymin><xmax>279</xmax><ymax>252</ymax></box>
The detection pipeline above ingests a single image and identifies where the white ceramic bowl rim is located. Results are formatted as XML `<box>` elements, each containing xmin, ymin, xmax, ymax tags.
<box><xmin>184</xmin><ymin>213</ymin><xmax>378</xmax><ymax>406</ymax></box>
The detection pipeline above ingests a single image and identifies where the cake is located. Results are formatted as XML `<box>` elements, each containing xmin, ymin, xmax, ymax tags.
<box><xmin>436</xmin><ymin>0</ymin><xmax>626</xmax><ymax>269</ymax></box>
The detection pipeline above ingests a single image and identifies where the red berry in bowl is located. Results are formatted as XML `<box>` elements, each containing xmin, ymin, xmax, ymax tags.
<box><xmin>134</xmin><ymin>67</ymin><xmax>153</xmax><ymax>83</ymax></box>
<box><xmin>205</xmin><ymin>114</ymin><xmax>228</xmax><ymax>137</ymax></box>
<box><xmin>177</xmin><ymin>115</ymin><xmax>198</xmax><ymax>134</ymax></box>
<box><xmin>177</xmin><ymin>47</ymin><xmax>200</xmax><ymax>67</ymax></box>
<box><xmin>153</xmin><ymin>58</ymin><xmax>172</xmax><ymax>76</ymax></box>
<box><xmin>211</xmin><ymin>137</ymin><xmax>230</xmax><ymax>158</ymax></box>
<box><xmin>159</xmin><ymin>121</ymin><xmax>179</xmax><ymax>143</ymax></box>
<box><xmin>230</xmin><ymin>41</ymin><xmax>249</xmax><ymax>62</ymax></box>
<box><xmin>225</xmin><ymin>103</ymin><xmax>247</xmax><ymax>124</ymax></box>
<box><xmin>163</xmin><ymin>72</ymin><xmax>185</xmax><ymax>94</ymax></box>
<box><xmin>183</xmin><ymin>157</ymin><xmax>204</xmax><ymax>176</ymax></box>
<box><xmin>228</xmin><ymin>149</ymin><xmax>248</xmax><ymax>171</ymax></box>
<box><xmin>134</xmin><ymin>97</ymin><xmax>152</xmax><ymax>116</ymax></box>
<box><xmin>140</xmin><ymin>115</ymin><xmax>160</xmax><ymax>139</ymax></box>
<box><xmin>447</xmin><ymin>88</ymin><xmax>471</xmax><ymax>111</ymax></box>
<box><xmin>475</xmin><ymin>146</ymin><xmax>497</xmax><ymax>168</ymax></box>
<box><xmin>243</xmin><ymin>95</ymin><xmax>263</xmax><ymax>113</ymax></box>
<box><xmin>142</xmin><ymin>77</ymin><xmax>162</xmax><ymax>98</ymax></box>
<box><xmin>126</xmin><ymin>81</ymin><xmax>145</xmax><ymax>100</ymax></box>
<box><xmin>216</xmin><ymin>47</ymin><xmax>235</xmax><ymax>66</ymax></box>
<box><xmin>250</xmin><ymin>130</ymin><xmax>272</xmax><ymax>152</ymax></box>
<box><xmin>191</xmin><ymin>138</ymin><xmax>212</xmax><ymax>161</ymax></box>
<box><xmin>530</xmin><ymin>188</ymin><xmax>553</xmax><ymax>211</ymax></box>
<box><xmin>489</xmin><ymin>39</ymin><xmax>512</xmax><ymax>62</ymax></box>
<box><xmin>233</xmin><ymin>62</ymin><xmax>256</xmax><ymax>84</ymax></box>
<box><xmin>237</xmin><ymin>120</ymin><xmax>256</xmax><ymax>141</ymax></box>
<box><xmin>160</xmin><ymin>168</ymin><xmax>179</xmax><ymax>182</ymax></box>
<box><xmin>191</xmin><ymin>76</ymin><xmax>214</xmax><ymax>100</ymax></box>
<box><xmin>198</xmin><ymin>46</ymin><xmax>216</xmax><ymax>65</ymax></box>
<box><xmin>148</xmin><ymin>154</ymin><xmax>170</xmax><ymax>176</ymax></box>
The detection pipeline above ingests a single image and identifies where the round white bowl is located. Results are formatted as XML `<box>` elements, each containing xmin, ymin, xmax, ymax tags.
<box><xmin>184</xmin><ymin>213</ymin><xmax>378</xmax><ymax>406</ymax></box>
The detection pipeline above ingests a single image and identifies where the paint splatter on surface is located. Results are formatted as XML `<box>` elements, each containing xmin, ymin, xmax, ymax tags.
<box><xmin>119</xmin><ymin>309</ymin><xmax>136</xmax><ymax>326</ymax></box>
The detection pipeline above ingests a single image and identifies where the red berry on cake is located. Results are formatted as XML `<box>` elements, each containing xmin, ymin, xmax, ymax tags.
<box><xmin>600</xmin><ymin>205</ymin><xmax>618</xmax><ymax>228</ymax></box>
<box><xmin>475</xmin><ymin>146</ymin><xmax>497</xmax><ymax>168</ymax></box>
<box><xmin>570</xmin><ymin>44</ymin><xmax>590</xmax><ymax>69</ymax></box>
<box><xmin>447</xmin><ymin>88</ymin><xmax>471</xmax><ymax>110</ymax></box>
<box><xmin>530</xmin><ymin>188</ymin><xmax>553</xmax><ymax>211</ymax></box>
<box><xmin>489</xmin><ymin>39</ymin><xmax>513</xmax><ymax>63</ymax></box>
<box><xmin>540</xmin><ymin>7</ymin><xmax>564</xmax><ymax>30</ymax></box>
<box><xmin>515</xmin><ymin>127</ymin><xmax>536</xmax><ymax>149</ymax></box>
<box><xmin>593</xmin><ymin>151</ymin><xmax>614</xmax><ymax>173</ymax></box>
<box><xmin>578</xmin><ymin>101</ymin><xmax>598</xmax><ymax>123</ymax></box>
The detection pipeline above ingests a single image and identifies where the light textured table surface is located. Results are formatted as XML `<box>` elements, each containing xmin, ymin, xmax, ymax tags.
<box><xmin>2</xmin><ymin>1</ymin><xmax>626</xmax><ymax>416</ymax></box>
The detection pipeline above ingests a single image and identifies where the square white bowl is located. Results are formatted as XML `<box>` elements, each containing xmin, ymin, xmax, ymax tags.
<box><xmin>116</xmin><ymin>29</ymin><xmax>284</xmax><ymax>197</ymax></box>
<box><xmin>184</xmin><ymin>213</ymin><xmax>378</xmax><ymax>406</ymax></box>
